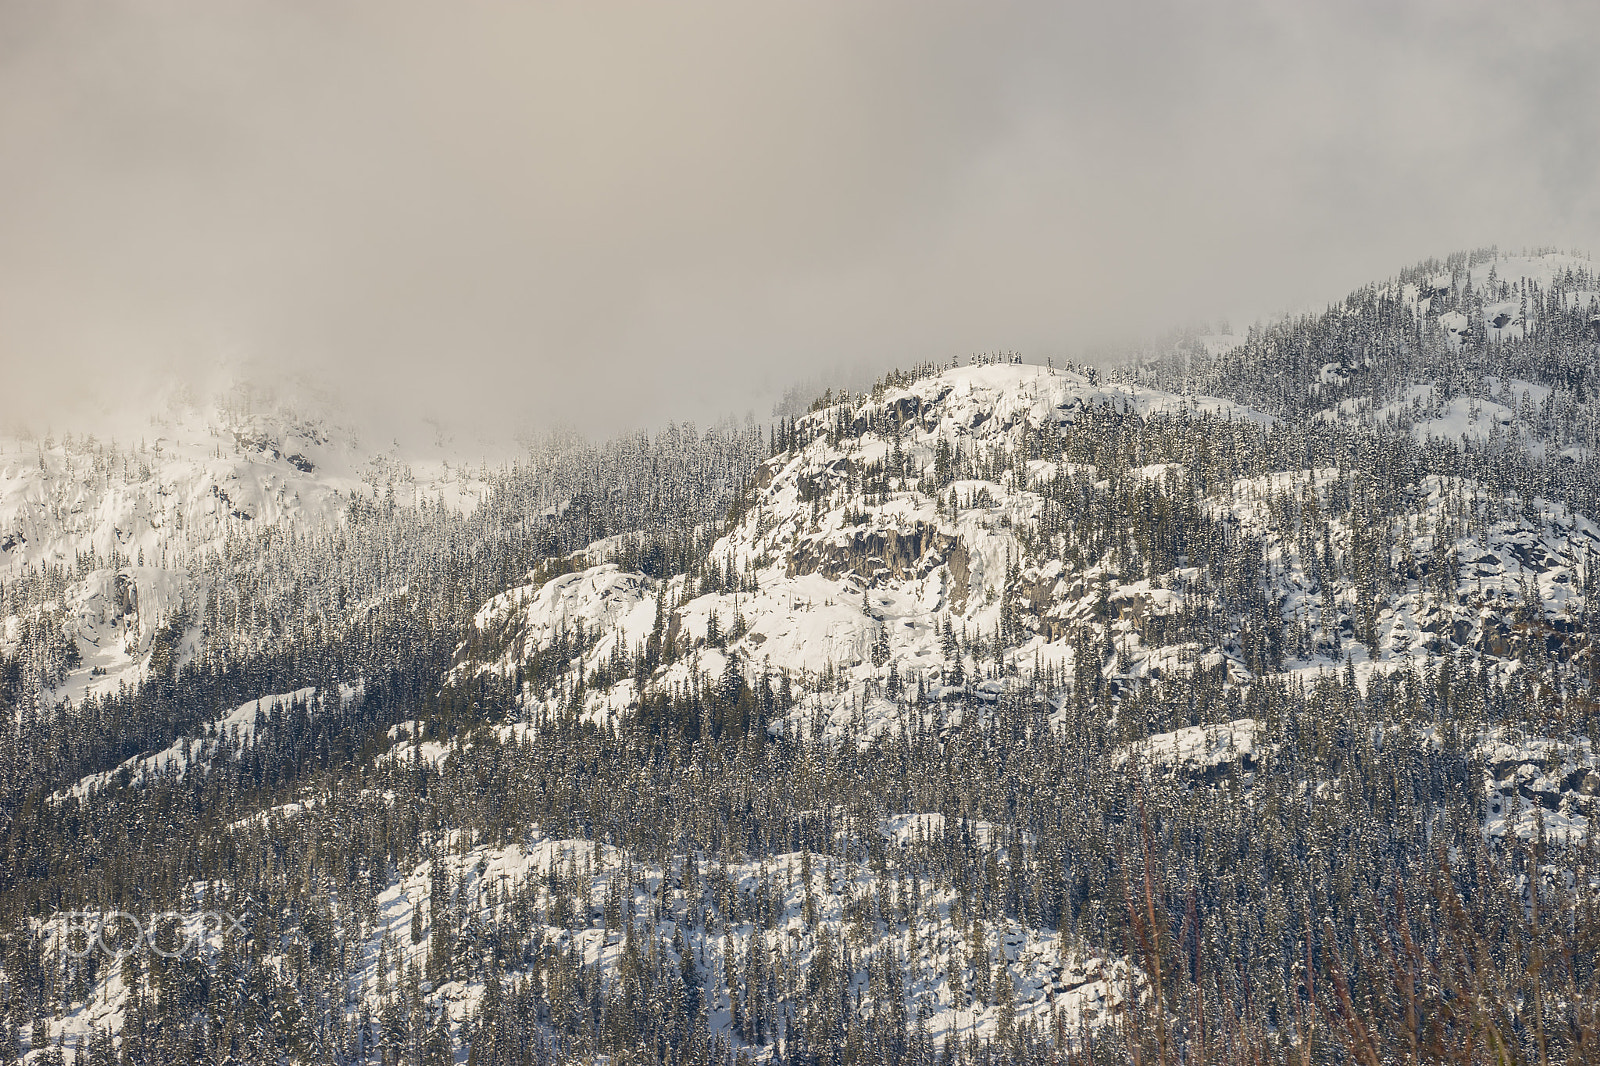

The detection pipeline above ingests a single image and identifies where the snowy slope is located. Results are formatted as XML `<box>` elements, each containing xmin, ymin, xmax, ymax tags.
<box><xmin>454</xmin><ymin>360</ymin><xmax>1600</xmax><ymax>834</ymax></box>
<box><xmin>0</xmin><ymin>377</ymin><xmax>506</xmax><ymax>704</ymax></box>
<box><xmin>453</xmin><ymin>363</ymin><xmax>1273</xmax><ymax>736</ymax></box>
<box><xmin>33</xmin><ymin>820</ymin><xmax>1141</xmax><ymax>1059</ymax></box>
<box><xmin>25</xmin><ymin>256</ymin><xmax>1600</xmax><ymax>1061</ymax></box>
<box><xmin>49</xmin><ymin>683</ymin><xmax>363</xmax><ymax>803</ymax></box>
<box><xmin>0</xmin><ymin>380</ymin><xmax>499</xmax><ymax>576</ymax></box>
<box><xmin>1302</xmin><ymin>250</ymin><xmax>1600</xmax><ymax>459</ymax></box>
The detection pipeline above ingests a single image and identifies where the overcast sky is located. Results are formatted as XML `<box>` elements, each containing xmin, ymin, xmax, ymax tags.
<box><xmin>2</xmin><ymin>1</ymin><xmax>1597</xmax><ymax>440</ymax></box>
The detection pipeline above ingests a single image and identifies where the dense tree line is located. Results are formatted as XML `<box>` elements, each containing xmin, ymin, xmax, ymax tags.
<box><xmin>4</xmin><ymin>649</ymin><xmax>1595</xmax><ymax>1063</ymax></box>
<box><xmin>3</xmin><ymin>254</ymin><xmax>1600</xmax><ymax>1061</ymax></box>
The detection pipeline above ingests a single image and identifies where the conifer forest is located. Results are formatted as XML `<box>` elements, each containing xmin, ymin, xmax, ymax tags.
<box><xmin>4</xmin><ymin>249</ymin><xmax>1600</xmax><ymax>1065</ymax></box>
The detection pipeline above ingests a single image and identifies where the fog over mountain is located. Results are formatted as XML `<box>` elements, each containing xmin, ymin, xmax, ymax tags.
<box><xmin>12</xmin><ymin>6</ymin><xmax>1600</xmax><ymax>1063</ymax></box>
<box><xmin>2</xmin><ymin>1</ymin><xmax>1597</xmax><ymax>437</ymax></box>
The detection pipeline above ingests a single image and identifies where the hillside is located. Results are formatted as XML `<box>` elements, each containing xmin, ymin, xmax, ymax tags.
<box><xmin>4</xmin><ymin>250</ymin><xmax>1600</xmax><ymax>1064</ymax></box>
<box><xmin>461</xmin><ymin>352</ymin><xmax>1600</xmax><ymax>761</ymax></box>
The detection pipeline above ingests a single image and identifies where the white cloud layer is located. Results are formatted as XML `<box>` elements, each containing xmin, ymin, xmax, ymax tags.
<box><xmin>2</xmin><ymin>1</ymin><xmax>1597</xmax><ymax>437</ymax></box>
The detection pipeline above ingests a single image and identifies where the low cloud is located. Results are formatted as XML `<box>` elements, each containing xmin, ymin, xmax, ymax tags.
<box><xmin>2</xmin><ymin>1</ymin><xmax>1596</xmax><ymax>438</ymax></box>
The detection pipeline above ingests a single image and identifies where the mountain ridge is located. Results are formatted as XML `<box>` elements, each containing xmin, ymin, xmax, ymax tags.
<box><xmin>7</xmin><ymin>248</ymin><xmax>1600</xmax><ymax>1064</ymax></box>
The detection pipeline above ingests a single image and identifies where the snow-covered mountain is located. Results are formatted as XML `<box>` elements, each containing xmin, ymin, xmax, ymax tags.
<box><xmin>0</xmin><ymin>379</ymin><xmax>501</xmax><ymax>574</ymax></box>
<box><xmin>11</xmin><ymin>249</ymin><xmax>1600</xmax><ymax>1064</ymax></box>
<box><xmin>0</xmin><ymin>378</ymin><xmax>504</xmax><ymax>703</ymax></box>
<box><xmin>458</xmin><ymin>353</ymin><xmax>1600</xmax><ymax>751</ymax></box>
<box><xmin>455</xmin><ymin>363</ymin><xmax>1277</xmax><ymax>731</ymax></box>
<box><xmin>38</xmin><ymin>731</ymin><xmax>1141</xmax><ymax>1056</ymax></box>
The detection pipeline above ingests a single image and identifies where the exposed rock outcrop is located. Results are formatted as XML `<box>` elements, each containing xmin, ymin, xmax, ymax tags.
<box><xmin>787</xmin><ymin>522</ymin><xmax>970</xmax><ymax>609</ymax></box>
